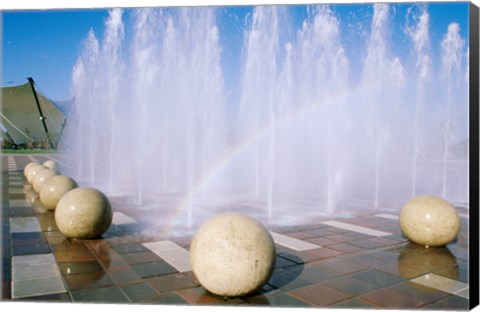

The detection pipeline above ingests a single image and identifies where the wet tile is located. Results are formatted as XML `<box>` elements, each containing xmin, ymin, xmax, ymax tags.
<box><xmin>12</xmin><ymin>262</ymin><xmax>61</xmax><ymax>281</ymax></box>
<box><xmin>121</xmin><ymin>282</ymin><xmax>160</xmax><ymax>302</ymax></box>
<box><xmin>376</xmin><ymin>261</ymin><xmax>428</xmax><ymax>279</ymax></box>
<box><xmin>143</xmin><ymin>240</ymin><xmax>191</xmax><ymax>272</ymax></box>
<box><xmin>411</xmin><ymin>273</ymin><xmax>469</xmax><ymax>296</ymax></box>
<box><xmin>359</xmin><ymin>287</ymin><xmax>425</xmax><ymax>308</ymax></box>
<box><xmin>122</xmin><ymin>250</ymin><xmax>161</xmax><ymax>265</ymax></box>
<box><xmin>10</xmin><ymin>217</ymin><xmax>41</xmax><ymax>233</ymax></box>
<box><xmin>113</xmin><ymin>243</ymin><xmax>148</xmax><ymax>254</ymax></box>
<box><xmin>147</xmin><ymin>273</ymin><xmax>198</xmax><ymax>294</ymax></box>
<box><xmin>351</xmin><ymin>269</ymin><xmax>405</xmax><ymax>287</ymax></box>
<box><xmin>12</xmin><ymin>244</ymin><xmax>51</xmax><ymax>256</ymax></box>
<box><xmin>267</xmin><ymin>269</ymin><xmax>312</xmax><ymax>291</ymax></box>
<box><xmin>63</xmin><ymin>271</ymin><xmax>114</xmax><ymax>291</ymax></box>
<box><xmin>323</xmin><ymin>220</ymin><xmax>392</xmax><ymax>237</ymax></box>
<box><xmin>18</xmin><ymin>292</ymin><xmax>70</xmax><ymax>302</ymax></box>
<box><xmin>270</xmin><ymin>232</ymin><xmax>319</xmax><ymax>251</ymax></box>
<box><xmin>12</xmin><ymin>253</ymin><xmax>56</xmax><ymax>267</ymax></box>
<box><xmin>247</xmin><ymin>292</ymin><xmax>312</xmax><ymax>307</ymax></box>
<box><xmin>389</xmin><ymin>281</ymin><xmax>451</xmax><ymax>305</ymax></box>
<box><xmin>58</xmin><ymin>261</ymin><xmax>104</xmax><ymax>275</ymax></box>
<box><xmin>70</xmin><ymin>285</ymin><xmax>129</xmax><ymax>303</ymax></box>
<box><xmin>322</xmin><ymin>259</ymin><xmax>370</xmax><ymax>275</ymax></box>
<box><xmin>108</xmin><ymin>268</ymin><xmax>143</xmax><ymax>285</ymax></box>
<box><xmin>328</xmin><ymin>242</ymin><xmax>364</xmax><ymax>253</ymax></box>
<box><xmin>12</xmin><ymin>275</ymin><xmax>67</xmax><ymax>299</ymax></box>
<box><xmin>331</xmin><ymin>298</ymin><xmax>379</xmax><ymax>308</ymax></box>
<box><xmin>434</xmin><ymin>266</ymin><xmax>469</xmax><ymax>283</ymax></box>
<box><xmin>132</xmin><ymin>261</ymin><xmax>178</xmax><ymax>278</ymax></box>
<box><xmin>140</xmin><ymin>290</ymin><xmax>188</xmax><ymax>304</ymax></box>
<box><xmin>423</xmin><ymin>295</ymin><xmax>469</xmax><ymax>310</ymax></box>
<box><xmin>176</xmin><ymin>286</ymin><xmax>226</xmax><ymax>305</ymax></box>
<box><xmin>299</xmin><ymin>265</ymin><xmax>342</xmax><ymax>283</ymax></box>
<box><xmin>304</xmin><ymin>236</ymin><xmax>337</xmax><ymax>246</ymax></box>
<box><xmin>325</xmin><ymin>276</ymin><xmax>380</xmax><ymax>296</ymax></box>
<box><xmin>289</xmin><ymin>283</ymin><xmax>352</xmax><ymax>306</ymax></box>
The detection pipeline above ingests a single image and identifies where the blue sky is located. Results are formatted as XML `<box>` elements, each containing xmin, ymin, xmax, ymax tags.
<box><xmin>1</xmin><ymin>1</ymin><xmax>472</xmax><ymax>101</ymax></box>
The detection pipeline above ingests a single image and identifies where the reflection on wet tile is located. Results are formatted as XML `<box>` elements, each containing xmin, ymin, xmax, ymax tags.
<box><xmin>146</xmin><ymin>273</ymin><xmax>198</xmax><ymax>294</ymax></box>
<box><xmin>63</xmin><ymin>271</ymin><xmax>114</xmax><ymax>291</ymax></box>
<box><xmin>10</xmin><ymin>217</ymin><xmax>41</xmax><ymax>233</ymax></box>
<box><xmin>12</xmin><ymin>275</ymin><xmax>66</xmax><ymax>299</ymax></box>
<box><xmin>176</xmin><ymin>286</ymin><xmax>226</xmax><ymax>305</ymax></box>
<box><xmin>411</xmin><ymin>273</ymin><xmax>469</xmax><ymax>297</ymax></box>
<box><xmin>70</xmin><ymin>285</ymin><xmax>129</xmax><ymax>303</ymax></box>
<box><xmin>289</xmin><ymin>283</ymin><xmax>352</xmax><ymax>306</ymax></box>
<box><xmin>58</xmin><ymin>261</ymin><xmax>104</xmax><ymax>276</ymax></box>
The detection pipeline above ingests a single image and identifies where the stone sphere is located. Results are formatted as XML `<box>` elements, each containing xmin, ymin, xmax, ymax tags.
<box><xmin>32</xmin><ymin>169</ymin><xmax>59</xmax><ymax>193</ymax></box>
<box><xmin>55</xmin><ymin>188</ymin><xmax>113</xmax><ymax>239</ymax></box>
<box><xmin>43</xmin><ymin>160</ymin><xmax>58</xmax><ymax>171</ymax></box>
<box><xmin>27</xmin><ymin>164</ymin><xmax>47</xmax><ymax>184</ymax></box>
<box><xmin>39</xmin><ymin>175</ymin><xmax>78</xmax><ymax>210</ymax></box>
<box><xmin>24</xmin><ymin>161</ymin><xmax>39</xmax><ymax>177</ymax></box>
<box><xmin>190</xmin><ymin>212</ymin><xmax>276</xmax><ymax>297</ymax></box>
<box><xmin>399</xmin><ymin>195</ymin><xmax>460</xmax><ymax>247</ymax></box>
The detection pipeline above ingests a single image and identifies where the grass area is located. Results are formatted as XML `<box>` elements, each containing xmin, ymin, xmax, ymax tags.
<box><xmin>1</xmin><ymin>149</ymin><xmax>60</xmax><ymax>154</ymax></box>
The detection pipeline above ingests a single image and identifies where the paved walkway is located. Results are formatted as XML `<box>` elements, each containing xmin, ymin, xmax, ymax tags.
<box><xmin>1</xmin><ymin>154</ymin><xmax>471</xmax><ymax>309</ymax></box>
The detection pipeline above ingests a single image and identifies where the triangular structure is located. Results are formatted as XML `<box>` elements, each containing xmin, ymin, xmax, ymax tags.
<box><xmin>0</xmin><ymin>78</ymin><xmax>67</xmax><ymax>149</ymax></box>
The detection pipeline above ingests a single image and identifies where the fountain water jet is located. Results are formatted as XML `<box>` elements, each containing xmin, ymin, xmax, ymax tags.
<box><xmin>63</xmin><ymin>4</ymin><xmax>469</xmax><ymax>231</ymax></box>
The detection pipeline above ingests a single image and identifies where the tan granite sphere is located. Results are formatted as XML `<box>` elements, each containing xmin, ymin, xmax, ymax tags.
<box><xmin>190</xmin><ymin>212</ymin><xmax>276</xmax><ymax>297</ymax></box>
<box><xmin>33</xmin><ymin>168</ymin><xmax>59</xmax><ymax>193</ymax></box>
<box><xmin>39</xmin><ymin>175</ymin><xmax>78</xmax><ymax>210</ymax></box>
<box><xmin>43</xmin><ymin>160</ymin><xmax>58</xmax><ymax>171</ymax></box>
<box><xmin>24</xmin><ymin>161</ymin><xmax>39</xmax><ymax>177</ymax></box>
<box><xmin>399</xmin><ymin>195</ymin><xmax>460</xmax><ymax>247</ymax></box>
<box><xmin>55</xmin><ymin>188</ymin><xmax>113</xmax><ymax>239</ymax></box>
<box><xmin>27</xmin><ymin>164</ymin><xmax>47</xmax><ymax>184</ymax></box>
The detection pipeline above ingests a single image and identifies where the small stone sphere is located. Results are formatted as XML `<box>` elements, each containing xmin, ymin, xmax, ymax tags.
<box><xmin>27</xmin><ymin>164</ymin><xmax>48</xmax><ymax>184</ymax></box>
<box><xmin>399</xmin><ymin>195</ymin><xmax>460</xmax><ymax>247</ymax></box>
<box><xmin>39</xmin><ymin>175</ymin><xmax>78</xmax><ymax>210</ymax></box>
<box><xmin>24</xmin><ymin>161</ymin><xmax>39</xmax><ymax>177</ymax></box>
<box><xmin>32</xmin><ymin>169</ymin><xmax>59</xmax><ymax>193</ymax></box>
<box><xmin>190</xmin><ymin>212</ymin><xmax>276</xmax><ymax>297</ymax></box>
<box><xmin>43</xmin><ymin>160</ymin><xmax>58</xmax><ymax>171</ymax></box>
<box><xmin>55</xmin><ymin>188</ymin><xmax>113</xmax><ymax>239</ymax></box>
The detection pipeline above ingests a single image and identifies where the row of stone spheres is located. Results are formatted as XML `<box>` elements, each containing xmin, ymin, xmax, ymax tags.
<box><xmin>24</xmin><ymin>160</ymin><xmax>113</xmax><ymax>239</ymax></box>
<box><xmin>23</xmin><ymin>161</ymin><xmax>461</xmax><ymax>298</ymax></box>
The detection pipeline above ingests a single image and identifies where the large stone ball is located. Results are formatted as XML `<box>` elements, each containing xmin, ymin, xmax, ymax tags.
<box><xmin>190</xmin><ymin>212</ymin><xmax>276</xmax><ymax>297</ymax></box>
<box><xmin>32</xmin><ymin>168</ymin><xmax>59</xmax><ymax>193</ymax></box>
<box><xmin>55</xmin><ymin>188</ymin><xmax>113</xmax><ymax>239</ymax></box>
<box><xmin>24</xmin><ymin>161</ymin><xmax>39</xmax><ymax>177</ymax></box>
<box><xmin>39</xmin><ymin>175</ymin><xmax>78</xmax><ymax>210</ymax></box>
<box><xmin>43</xmin><ymin>160</ymin><xmax>58</xmax><ymax>171</ymax></box>
<box><xmin>399</xmin><ymin>195</ymin><xmax>460</xmax><ymax>247</ymax></box>
<box><xmin>27</xmin><ymin>164</ymin><xmax>48</xmax><ymax>184</ymax></box>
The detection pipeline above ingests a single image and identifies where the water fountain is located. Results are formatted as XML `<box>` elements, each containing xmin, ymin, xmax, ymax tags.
<box><xmin>63</xmin><ymin>3</ymin><xmax>469</xmax><ymax>231</ymax></box>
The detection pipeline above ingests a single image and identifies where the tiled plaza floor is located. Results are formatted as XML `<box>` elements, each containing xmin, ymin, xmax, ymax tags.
<box><xmin>1</xmin><ymin>154</ymin><xmax>472</xmax><ymax>309</ymax></box>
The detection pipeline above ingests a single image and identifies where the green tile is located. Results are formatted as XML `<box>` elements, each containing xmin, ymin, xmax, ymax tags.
<box><xmin>133</xmin><ymin>261</ymin><xmax>178</xmax><ymax>278</ymax></box>
<box><xmin>352</xmin><ymin>269</ymin><xmax>405</xmax><ymax>287</ymax></box>
<box><xmin>70</xmin><ymin>285</ymin><xmax>129</xmax><ymax>303</ymax></box>
<box><xmin>325</xmin><ymin>276</ymin><xmax>380</xmax><ymax>296</ymax></box>
<box><xmin>121</xmin><ymin>282</ymin><xmax>159</xmax><ymax>302</ymax></box>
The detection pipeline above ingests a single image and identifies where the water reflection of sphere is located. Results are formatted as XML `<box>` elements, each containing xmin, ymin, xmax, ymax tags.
<box><xmin>399</xmin><ymin>195</ymin><xmax>460</xmax><ymax>247</ymax></box>
<box><xmin>190</xmin><ymin>212</ymin><xmax>276</xmax><ymax>297</ymax></box>
<box><xmin>55</xmin><ymin>188</ymin><xmax>113</xmax><ymax>239</ymax></box>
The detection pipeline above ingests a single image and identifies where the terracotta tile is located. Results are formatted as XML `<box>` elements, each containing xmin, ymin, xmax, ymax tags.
<box><xmin>359</xmin><ymin>288</ymin><xmax>430</xmax><ymax>309</ymax></box>
<box><xmin>122</xmin><ymin>251</ymin><xmax>161</xmax><ymax>265</ymax></box>
<box><xmin>389</xmin><ymin>281</ymin><xmax>451</xmax><ymax>305</ymax></box>
<box><xmin>331</xmin><ymin>298</ymin><xmax>379</xmax><ymax>309</ymax></box>
<box><xmin>63</xmin><ymin>271</ymin><xmax>114</xmax><ymax>291</ymax></box>
<box><xmin>121</xmin><ymin>282</ymin><xmax>160</xmax><ymax>302</ymax></box>
<box><xmin>108</xmin><ymin>268</ymin><xmax>143</xmax><ymax>285</ymax></box>
<box><xmin>321</xmin><ymin>259</ymin><xmax>369</xmax><ymax>275</ymax></box>
<box><xmin>325</xmin><ymin>276</ymin><xmax>380</xmax><ymax>296</ymax></box>
<box><xmin>295</xmin><ymin>247</ymin><xmax>342</xmax><ymax>263</ymax></box>
<box><xmin>246</xmin><ymin>292</ymin><xmax>312</xmax><ymax>307</ymax></box>
<box><xmin>175</xmin><ymin>286</ymin><xmax>226</xmax><ymax>305</ymax></box>
<box><xmin>147</xmin><ymin>273</ymin><xmax>198</xmax><ymax>293</ymax></box>
<box><xmin>351</xmin><ymin>269</ymin><xmax>405</xmax><ymax>287</ymax></box>
<box><xmin>299</xmin><ymin>265</ymin><xmax>342</xmax><ymax>283</ymax></box>
<box><xmin>328</xmin><ymin>243</ymin><xmax>364</xmax><ymax>253</ymax></box>
<box><xmin>305</xmin><ymin>236</ymin><xmax>337</xmax><ymax>246</ymax></box>
<box><xmin>58</xmin><ymin>261</ymin><xmax>104</xmax><ymax>276</ymax></box>
<box><xmin>289</xmin><ymin>283</ymin><xmax>352</xmax><ymax>306</ymax></box>
<box><xmin>70</xmin><ymin>285</ymin><xmax>129</xmax><ymax>303</ymax></box>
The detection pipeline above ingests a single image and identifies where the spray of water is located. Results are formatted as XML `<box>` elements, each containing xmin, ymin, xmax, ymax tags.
<box><xmin>64</xmin><ymin>4</ymin><xmax>469</xmax><ymax>229</ymax></box>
